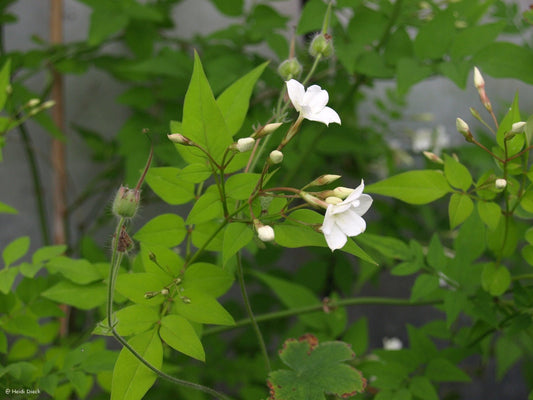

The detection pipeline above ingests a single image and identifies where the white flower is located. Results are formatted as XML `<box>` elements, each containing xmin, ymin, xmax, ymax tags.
<box><xmin>321</xmin><ymin>180</ymin><xmax>372</xmax><ymax>251</ymax></box>
<box><xmin>257</xmin><ymin>225</ymin><xmax>275</xmax><ymax>242</ymax></box>
<box><xmin>382</xmin><ymin>337</ymin><xmax>403</xmax><ymax>351</ymax></box>
<box><xmin>286</xmin><ymin>79</ymin><xmax>341</xmax><ymax>126</ymax></box>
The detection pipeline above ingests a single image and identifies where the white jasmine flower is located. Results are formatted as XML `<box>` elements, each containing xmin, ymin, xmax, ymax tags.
<box><xmin>382</xmin><ymin>337</ymin><xmax>403</xmax><ymax>351</ymax></box>
<box><xmin>286</xmin><ymin>79</ymin><xmax>341</xmax><ymax>126</ymax></box>
<box><xmin>321</xmin><ymin>180</ymin><xmax>372</xmax><ymax>251</ymax></box>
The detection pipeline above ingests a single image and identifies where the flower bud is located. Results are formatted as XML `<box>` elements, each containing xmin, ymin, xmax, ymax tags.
<box><xmin>456</xmin><ymin>118</ymin><xmax>473</xmax><ymax>142</ymax></box>
<box><xmin>254</xmin><ymin>220</ymin><xmax>275</xmax><ymax>242</ymax></box>
<box><xmin>309</xmin><ymin>34</ymin><xmax>334</xmax><ymax>58</ymax></box>
<box><xmin>168</xmin><ymin>133</ymin><xmax>192</xmax><ymax>145</ymax></box>
<box><xmin>235</xmin><ymin>137</ymin><xmax>255</xmax><ymax>152</ymax></box>
<box><xmin>511</xmin><ymin>121</ymin><xmax>526</xmax><ymax>133</ymax></box>
<box><xmin>112</xmin><ymin>185</ymin><xmax>140</xmax><ymax>219</ymax></box>
<box><xmin>269</xmin><ymin>150</ymin><xmax>284</xmax><ymax>164</ymax></box>
<box><xmin>308</xmin><ymin>174</ymin><xmax>342</xmax><ymax>187</ymax></box>
<box><xmin>277</xmin><ymin>58</ymin><xmax>303</xmax><ymax>80</ymax></box>
<box><xmin>161</xmin><ymin>288</ymin><xmax>169</xmax><ymax>296</ymax></box>
<box><xmin>382</xmin><ymin>337</ymin><xmax>403</xmax><ymax>351</ymax></box>
<box><xmin>253</xmin><ymin>122</ymin><xmax>283</xmax><ymax>139</ymax></box>
<box><xmin>473</xmin><ymin>67</ymin><xmax>485</xmax><ymax>89</ymax></box>
<box><xmin>423</xmin><ymin>151</ymin><xmax>444</xmax><ymax>164</ymax></box>
<box><xmin>331</xmin><ymin>186</ymin><xmax>354</xmax><ymax>199</ymax></box>
<box><xmin>41</xmin><ymin>100</ymin><xmax>55</xmax><ymax>110</ymax></box>
<box><xmin>300</xmin><ymin>191</ymin><xmax>328</xmax><ymax>209</ymax></box>
<box><xmin>495</xmin><ymin>178</ymin><xmax>507</xmax><ymax>189</ymax></box>
<box><xmin>325</xmin><ymin>196</ymin><xmax>342</xmax><ymax>205</ymax></box>
<box><xmin>26</xmin><ymin>98</ymin><xmax>40</xmax><ymax>108</ymax></box>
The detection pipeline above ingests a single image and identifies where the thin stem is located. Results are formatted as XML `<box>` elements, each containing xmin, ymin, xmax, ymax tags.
<box><xmin>18</xmin><ymin>121</ymin><xmax>50</xmax><ymax>245</ymax></box>
<box><xmin>236</xmin><ymin>252</ymin><xmax>271</xmax><ymax>372</ymax></box>
<box><xmin>204</xmin><ymin>296</ymin><xmax>441</xmax><ymax>336</ymax></box>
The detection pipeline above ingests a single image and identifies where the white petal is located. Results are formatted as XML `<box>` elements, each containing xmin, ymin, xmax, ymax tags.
<box><xmin>306</xmin><ymin>106</ymin><xmax>341</xmax><ymax>126</ymax></box>
<box><xmin>344</xmin><ymin>180</ymin><xmax>364</xmax><ymax>203</ymax></box>
<box><xmin>323</xmin><ymin>223</ymin><xmax>348</xmax><ymax>251</ymax></box>
<box><xmin>351</xmin><ymin>193</ymin><xmax>373</xmax><ymax>216</ymax></box>
<box><xmin>304</xmin><ymin>87</ymin><xmax>329</xmax><ymax>114</ymax></box>
<box><xmin>334</xmin><ymin>209</ymin><xmax>366</xmax><ymax>237</ymax></box>
<box><xmin>286</xmin><ymin>79</ymin><xmax>305</xmax><ymax>112</ymax></box>
<box><xmin>321</xmin><ymin>206</ymin><xmax>336</xmax><ymax>234</ymax></box>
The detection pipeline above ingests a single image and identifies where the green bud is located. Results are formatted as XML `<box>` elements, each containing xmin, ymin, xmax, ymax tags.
<box><xmin>112</xmin><ymin>185</ymin><xmax>140</xmax><ymax>219</ymax></box>
<box><xmin>309</xmin><ymin>34</ymin><xmax>334</xmax><ymax>58</ymax></box>
<box><xmin>277</xmin><ymin>58</ymin><xmax>303</xmax><ymax>80</ymax></box>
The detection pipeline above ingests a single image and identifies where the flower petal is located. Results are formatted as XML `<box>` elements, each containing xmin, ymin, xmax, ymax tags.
<box><xmin>286</xmin><ymin>79</ymin><xmax>305</xmax><ymax>112</ymax></box>
<box><xmin>306</xmin><ymin>106</ymin><xmax>341</xmax><ymax>126</ymax></box>
<box><xmin>303</xmin><ymin>86</ymin><xmax>329</xmax><ymax>114</ymax></box>
<box><xmin>323</xmin><ymin>222</ymin><xmax>348</xmax><ymax>251</ymax></box>
<box><xmin>351</xmin><ymin>194</ymin><xmax>373</xmax><ymax>216</ymax></box>
<box><xmin>321</xmin><ymin>206</ymin><xmax>336</xmax><ymax>234</ymax></box>
<box><xmin>334</xmin><ymin>209</ymin><xmax>366</xmax><ymax>237</ymax></box>
<box><xmin>344</xmin><ymin>180</ymin><xmax>364</xmax><ymax>203</ymax></box>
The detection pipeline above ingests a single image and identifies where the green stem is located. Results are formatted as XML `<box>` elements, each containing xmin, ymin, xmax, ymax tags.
<box><xmin>18</xmin><ymin>121</ymin><xmax>51</xmax><ymax>245</ymax></box>
<box><xmin>204</xmin><ymin>296</ymin><xmax>441</xmax><ymax>336</ymax></box>
<box><xmin>236</xmin><ymin>252</ymin><xmax>271</xmax><ymax>372</ymax></box>
<box><xmin>106</xmin><ymin>218</ymin><xmax>233</xmax><ymax>400</ymax></box>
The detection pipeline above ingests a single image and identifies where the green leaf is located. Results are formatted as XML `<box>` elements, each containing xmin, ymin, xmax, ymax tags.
<box><xmin>140</xmin><ymin>244</ymin><xmax>183</xmax><ymax>277</ymax></box>
<box><xmin>481</xmin><ymin>264</ymin><xmax>511</xmax><ymax>296</ymax></box>
<box><xmin>356</xmin><ymin>233</ymin><xmax>411</xmax><ymax>260</ymax></box>
<box><xmin>254</xmin><ymin>272</ymin><xmax>325</xmax><ymax>330</ymax></box>
<box><xmin>111</xmin><ymin>329</ymin><xmax>162</xmax><ymax>400</ymax></box>
<box><xmin>115</xmin><ymin>272</ymin><xmax>169</xmax><ymax>305</ymax></box>
<box><xmin>134</xmin><ymin>214</ymin><xmax>186</xmax><ymax>247</ymax></box>
<box><xmin>384</xmin><ymin>28</ymin><xmax>413</xmax><ymax>66</ymax></box>
<box><xmin>426</xmin><ymin>234</ymin><xmax>446</xmax><ymax>271</ymax></box>
<box><xmin>41</xmin><ymin>281</ymin><xmax>106</xmax><ymax>309</ymax></box>
<box><xmin>0</xmin><ymin>201</ymin><xmax>17</xmax><ymax>214</ymax></box>
<box><xmin>366</xmin><ymin>170</ymin><xmax>450</xmax><ymax>205</ymax></box>
<box><xmin>186</xmin><ymin>186</ymin><xmax>224</xmax><ymax>225</ymax></box>
<box><xmin>343</xmin><ymin>318</ymin><xmax>369</xmax><ymax>356</ymax></box>
<box><xmin>225</xmin><ymin>173</ymin><xmax>260</xmax><ymax>200</ymax></box>
<box><xmin>88</xmin><ymin>5</ymin><xmax>129</xmax><ymax>46</ymax></box>
<box><xmin>495</xmin><ymin>91</ymin><xmax>523</xmax><ymax>154</ymax></box>
<box><xmin>181</xmin><ymin>52</ymin><xmax>233</xmax><ymax>164</ymax></box>
<box><xmin>217</xmin><ymin>62</ymin><xmax>268</xmax><ymax>136</ymax></box>
<box><xmin>0</xmin><ymin>59</ymin><xmax>10</xmax><ymax>111</ymax></box>
<box><xmin>495</xmin><ymin>336</ymin><xmax>522</xmax><ymax>380</ymax></box>
<box><xmin>477</xmin><ymin>201</ymin><xmax>501</xmax><ymax>231</ymax></box>
<box><xmin>114</xmin><ymin>305</ymin><xmax>160</xmax><ymax>336</ymax></box>
<box><xmin>46</xmin><ymin>256</ymin><xmax>102</xmax><ymax>284</ymax></box>
<box><xmin>268</xmin><ymin>335</ymin><xmax>365</xmax><ymax>400</ymax></box>
<box><xmin>396</xmin><ymin>57</ymin><xmax>433</xmax><ymax>95</ymax></box>
<box><xmin>448</xmin><ymin>193</ymin><xmax>474</xmax><ymax>229</ymax></box>
<box><xmin>182</xmin><ymin>262</ymin><xmax>233</xmax><ymax>298</ymax></box>
<box><xmin>223</xmin><ymin>223</ymin><xmax>253</xmax><ymax>266</ymax></box>
<box><xmin>209</xmin><ymin>0</ymin><xmax>243</xmax><ymax>16</ymax></box>
<box><xmin>450</xmin><ymin>22</ymin><xmax>506</xmax><ymax>60</ymax></box>
<box><xmin>173</xmin><ymin>288</ymin><xmax>234</xmax><ymax>326</ymax></box>
<box><xmin>409</xmin><ymin>376</ymin><xmax>438</xmax><ymax>400</ymax></box>
<box><xmin>520</xmin><ymin>190</ymin><xmax>533</xmax><ymax>213</ymax></box>
<box><xmin>176</xmin><ymin>163</ymin><xmax>212</xmax><ymax>184</ymax></box>
<box><xmin>414</xmin><ymin>9</ymin><xmax>455</xmax><ymax>60</ymax></box>
<box><xmin>443</xmin><ymin>291</ymin><xmax>468</xmax><ymax>328</ymax></box>
<box><xmin>443</xmin><ymin>154</ymin><xmax>472</xmax><ymax>191</ymax></box>
<box><xmin>145</xmin><ymin>167</ymin><xmax>195</xmax><ymax>205</ymax></box>
<box><xmin>296</xmin><ymin>0</ymin><xmax>328</xmax><ymax>34</ymax></box>
<box><xmin>425</xmin><ymin>358</ymin><xmax>470</xmax><ymax>382</ymax></box>
<box><xmin>0</xmin><ymin>267</ymin><xmax>18</xmax><ymax>294</ymax></box>
<box><xmin>159</xmin><ymin>315</ymin><xmax>205</xmax><ymax>361</ymax></box>
<box><xmin>32</xmin><ymin>245</ymin><xmax>67</xmax><ymax>264</ymax></box>
<box><xmin>410</xmin><ymin>274</ymin><xmax>439</xmax><ymax>301</ymax></box>
<box><xmin>0</xmin><ymin>361</ymin><xmax>38</xmax><ymax>384</ymax></box>
<box><xmin>474</xmin><ymin>42</ymin><xmax>533</xmax><ymax>85</ymax></box>
<box><xmin>2</xmin><ymin>236</ymin><xmax>30</xmax><ymax>268</ymax></box>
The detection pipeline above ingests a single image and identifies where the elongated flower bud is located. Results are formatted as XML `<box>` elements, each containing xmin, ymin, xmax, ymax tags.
<box><xmin>456</xmin><ymin>118</ymin><xmax>473</xmax><ymax>142</ymax></box>
<box><xmin>473</xmin><ymin>67</ymin><xmax>485</xmax><ymax>89</ymax></box>
<box><xmin>511</xmin><ymin>121</ymin><xmax>526</xmax><ymax>133</ymax></box>
<box><xmin>168</xmin><ymin>133</ymin><xmax>192</xmax><ymax>145</ymax></box>
<box><xmin>332</xmin><ymin>186</ymin><xmax>354</xmax><ymax>199</ymax></box>
<box><xmin>308</xmin><ymin>174</ymin><xmax>342</xmax><ymax>187</ymax></box>
<box><xmin>234</xmin><ymin>137</ymin><xmax>255</xmax><ymax>152</ymax></box>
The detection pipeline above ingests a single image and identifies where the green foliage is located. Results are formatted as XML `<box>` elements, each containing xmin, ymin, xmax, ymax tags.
<box><xmin>268</xmin><ymin>335</ymin><xmax>366</xmax><ymax>400</ymax></box>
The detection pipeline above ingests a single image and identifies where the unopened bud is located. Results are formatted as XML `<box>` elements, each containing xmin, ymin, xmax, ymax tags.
<box><xmin>253</xmin><ymin>220</ymin><xmax>275</xmax><ymax>242</ymax></box>
<box><xmin>332</xmin><ymin>186</ymin><xmax>354</xmax><ymax>199</ymax></box>
<box><xmin>423</xmin><ymin>151</ymin><xmax>444</xmax><ymax>164</ymax></box>
<box><xmin>112</xmin><ymin>185</ymin><xmax>140</xmax><ymax>219</ymax></box>
<box><xmin>456</xmin><ymin>118</ymin><xmax>473</xmax><ymax>142</ymax></box>
<box><xmin>161</xmin><ymin>288</ymin><xmax>169</xmax><ymax>296</ymax></box>
<box><xmin>325</xmin><ymin>196</ymin><xmax>343</xmax><ymax>205</ymax></box>
<box><xmin>473</xmin><ymin>67</ymin><xmax>485</xmax><ymax>89</ymax></box>
<box><xmin>269</xmin><ymin>150</ymin><xmax>284</xmax><ymax>164</ymax></box>
<box><xmin>309</xmin><ymin>34</ymin><xmax>334</xmax><ymax>58</ymax></box>
<box><xmin>168</xmin><ymin>133</ymin><xmax>192</xmax><ymax>145</ymax></box>
<box><xmin>235</xmin><ymin>137</ymin><xmax>255</xmax><ymax>153</ymax></box>
<box><xmin>277</xmin><ymin>58</ymin><xmax>303</xmax><ymax>80</ymax></box>
<box><xmin>495</xmin><ymin>178</ymin><xmax>507</xmax><ymax>189</ymax></box>
<box><xmin>300</xmin><ymin>191</ymin><xmax>328</xmax><ymax>209</ymax></box>
<box><xmin>144</xmin><ymin>291</ymin><xmax>160</xmax><ymax>299</ymax></box>
<box><xmin>511</xmin><ymin>121</ymin><xmax>526</xmax><ymax>133</ymax></box>
<box><xmin>26</xmin><ymin>98</ymin><xmax>40</xmax><ymax>108</ymax></box>
<box><xmin>41</xmin><ymin>100</ymin><xmax>55</xmax><ymax>110</ymax></box>
<box><xmin>309</xmin><ymin>174</ymin><xmax>342</xmax><ymax>187</ymax></box>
